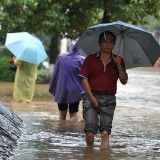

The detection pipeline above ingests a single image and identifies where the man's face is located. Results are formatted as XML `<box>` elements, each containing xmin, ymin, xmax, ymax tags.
<box><xmin>99</xmin><ymin>34</ymin><xmax>115</xmax><ymax>53</ymax></box>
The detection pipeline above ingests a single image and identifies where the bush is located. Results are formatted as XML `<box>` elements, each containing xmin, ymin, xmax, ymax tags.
<box><xmin>0</xmin><ymin>47</ymin><xmax>13</xmax><ymax>57</ymax></box>
<box><xmin>36</xmin><ymin>69</ymin><xmax>52</xmax><ymax>84</ymax></box>
<box><xmin>0</xmin><ymin>56</ymin><xmax>15</xmax><ymax>82</ymax></box>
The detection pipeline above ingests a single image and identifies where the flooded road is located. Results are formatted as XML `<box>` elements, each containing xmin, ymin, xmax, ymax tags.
<box><xmin>116</xmin><ymin>68</ymin><xmax>160</xmax><ymax>108</ymax></box>
<box><xmin>1</xmin><ymin>68</ymin><xmax>160</xmax><ymax>160</ymax></box>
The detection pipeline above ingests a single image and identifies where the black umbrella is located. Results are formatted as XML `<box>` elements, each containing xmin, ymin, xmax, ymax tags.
<box><xmin>77</xmin><ymin>21</ymin><xmax>160</xmax><ymax>69</ymax></box>
<box><xmin>0</xmin><ymin>101</ymin><xmax>23</xmax><ymax>159</ymax></box>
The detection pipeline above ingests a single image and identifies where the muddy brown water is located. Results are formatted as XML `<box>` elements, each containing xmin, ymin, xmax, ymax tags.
<box><xmin>0</xmin><ymin>67</ymin><xmax>160</xmax><ymax>160</ymax></box>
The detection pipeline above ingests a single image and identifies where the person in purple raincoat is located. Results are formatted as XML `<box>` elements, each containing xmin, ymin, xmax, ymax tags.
<box><xmin>49</xmin><ymin>39</ymin><xmax>85</xmax><ymax>121</ymax></box>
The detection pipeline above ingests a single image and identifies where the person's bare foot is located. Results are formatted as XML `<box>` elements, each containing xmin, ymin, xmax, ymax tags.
<box><xmin>101</xmin><ymin>131</ymin><xmax>109</xmax><ymax>149</ymax></box>
<box><xmin>18</xmin><ymin>100</ymin><xmax>27</xmax><ymax>103</ymax></box>
<box><xmin>69</xmin><ymin>113</ymin><xmax>78</xmax><ymax>121</ymax></box>
<box><xmin>86</xmin><ymin>132</ymin><xmax>94</xmax><ymax>146</ymax></box>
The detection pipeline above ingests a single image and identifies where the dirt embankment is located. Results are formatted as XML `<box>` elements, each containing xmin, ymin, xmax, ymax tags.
<box><xmin>0</xmin><ymin>82</ymin><xmax>53</xmax><ymax>103</ymax></box>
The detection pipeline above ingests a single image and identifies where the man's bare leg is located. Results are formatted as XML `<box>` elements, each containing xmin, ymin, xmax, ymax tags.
<box><xmin>59</xmin><ymin>110</ymin><xmax>67</xmax><ymax>120</ymax></box>
<box><xmin>86</xmin><ymin>132</ymin><xmax>94</xmax><ymax>146</ymax></box>
<box><xmin>69</xmin><ymin>112</ymin><xmax>78</xmax><ymax>121</ymax></box>
<box><xmin>101</xmin><ymin>130</ymin><xmax>109</xmax><ymax>149</ymax></box>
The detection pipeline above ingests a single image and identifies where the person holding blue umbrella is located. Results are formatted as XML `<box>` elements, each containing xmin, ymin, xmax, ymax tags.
<box><xmin>5</xmin><ymin>32</ymin><xmax>48</xmax><ymax>103</ymax></box>
<box><xmin>13</xmin><ymin>59</ymin><xmax>37</xmax><ymax>103</ymax></box>
<box><xmin>79</xmin><ymin>31</ymin><xmax>128</xmax><ymax>148</ymax></box>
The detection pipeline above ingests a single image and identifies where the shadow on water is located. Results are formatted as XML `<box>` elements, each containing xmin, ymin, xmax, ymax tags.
<box><xmin>0</xmin><ymin>68</ymin><xmax>160</xmax><ymax>160</ymax></box>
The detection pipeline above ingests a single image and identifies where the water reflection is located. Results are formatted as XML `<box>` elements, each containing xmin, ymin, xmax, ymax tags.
<box><xmin>5</xmin><ymin>68</ymin><xmax>160</xmax><ymax>160</ymax></box>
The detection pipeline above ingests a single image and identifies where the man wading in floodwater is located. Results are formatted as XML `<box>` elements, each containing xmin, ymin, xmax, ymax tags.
<box><xmin>79</xmin><ymin>31</ymin><xmax>128</xmax><ymax>148</ymax></box>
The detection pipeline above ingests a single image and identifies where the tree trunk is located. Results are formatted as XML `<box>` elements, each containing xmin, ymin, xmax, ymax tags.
<box><xmin>102</xmin><ymin>0</ymin><xmax>111</xmax><ymax>23</ymax></box>
<box><xmin>49</xmin><ymin>36</ymin><xmax>59</xmax><ymax>64</ymax></box>
<box><xmin>102</xmin><ymin>9</ymin><xmax>111</xmax><ymax>23</ymax></box>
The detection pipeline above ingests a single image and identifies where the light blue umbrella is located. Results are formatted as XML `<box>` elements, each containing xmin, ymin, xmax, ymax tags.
<box><xmin>5</xmin><ymin>32</ymin><xmax>48</xmax><ymax>65</ymax></box>
<box><xmin>77</xmin><ymin>21</ymin><xmax>160</xmax><ymax>69</ymax></box>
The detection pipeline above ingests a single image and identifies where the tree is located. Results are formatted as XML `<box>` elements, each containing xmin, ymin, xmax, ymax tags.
<box><xmin>1</xmin><ymin>0</ymin><xmax>160</xmax><ymax>37</ymax></box>
<box><xmin>0</xmin><ymin>0</ymin><xmax>160</xmax><ymax>63</ymax></box>
<box><xmin>0</xmin><ymin>0</ymin><xmax>69</xmax><ymax>63</ymax></box>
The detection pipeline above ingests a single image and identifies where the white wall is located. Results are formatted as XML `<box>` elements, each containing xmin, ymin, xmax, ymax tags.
<box><xmin>60</xmin><ymin>38</ymin><xmax>67</xmax><ymax>54</ymax></box>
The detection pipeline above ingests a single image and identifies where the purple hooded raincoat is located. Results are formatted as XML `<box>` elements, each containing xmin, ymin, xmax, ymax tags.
<box><xmin>49</xmin><ymin>39</ymin><xmax>85</xmax><ymax>103</ymax></box>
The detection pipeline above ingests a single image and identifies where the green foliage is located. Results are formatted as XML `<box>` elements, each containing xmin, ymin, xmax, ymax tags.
<box><xmin>0</xmin><ymin>0</ymin><xmax>160</xmax><ymax>40</ymax></box>
<box><xmin>36</xmin><ymin>69</ymin><xmax>52</xmax><ymax>84</ymax></box>
<box><xmin>0</xmin><ymin>55</ymin><xmax>15</xmax><ymax>82</ymax></box>
<box><xmin>0</xmin><ymin>47</ymin><xmax>13</xmax><ymax>57</ymax></box>
<box><xmin>142</xmin><ymin>11</ymin><xmax>160</xmax><ymax>31</ymax></box>
<box><xmin>37</xmin><ymin>62</ymin><xmax>45</xmax><ymax>70</ymax></box>
<box><xmin>0</xmin><ymin>0</ymin><xmax>69</xmax><ymax>39</ymax></box>
<box><xmin>119</xmin><ymin>0</ymin><xmax>160</xmax><ymax>25</ymax></box>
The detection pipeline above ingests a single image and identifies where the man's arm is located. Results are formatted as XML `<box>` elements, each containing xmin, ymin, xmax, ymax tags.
<box><xmin>118</xmin><ymin>69</ymin><xmax>128</xmax><ymax>84</ymax></box>
<box><xmin>114</xmin><ymin>56</ymin><xmax>128</xmax><ymax>85</ymax></box>
<box><xmin>81</xmin><ymin>78</ymin><xmax>100</xmax><ymax>109</ymax></box>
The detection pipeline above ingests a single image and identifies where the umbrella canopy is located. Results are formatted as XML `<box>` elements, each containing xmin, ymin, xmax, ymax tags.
<box><xmin>5</xmin><ymin>32</ymin><xmax>48</xmax><ymax>65</ymax></box>
<box><xmin>77</xmin><ymin>21</ymin><xmax>160</xmax><ymax>69</ymax></box>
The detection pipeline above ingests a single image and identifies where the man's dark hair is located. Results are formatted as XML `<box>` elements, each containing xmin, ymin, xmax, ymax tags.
<box><xmin>99</xmin><ymin>31</ymin><xmax>116</xmax><ymax>43</ymax></box>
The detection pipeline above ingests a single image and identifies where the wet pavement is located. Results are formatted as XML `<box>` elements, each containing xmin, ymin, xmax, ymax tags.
<box><xmin>0</xmin><ymin>67</ymin><xmax>160</xmax><ymax>160</ymax></box>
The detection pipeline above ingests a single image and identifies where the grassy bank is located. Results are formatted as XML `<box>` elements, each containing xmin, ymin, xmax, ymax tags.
<box><xmin>0</xmin><ymin>82</ymin><xmax>53</xmax><ymax>102</ymax></box>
